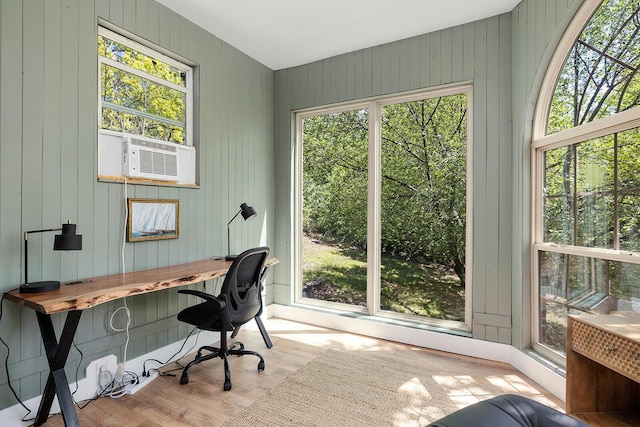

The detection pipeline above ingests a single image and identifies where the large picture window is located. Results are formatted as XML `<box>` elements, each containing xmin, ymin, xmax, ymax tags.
<box><xmin>297</xmin><ymin>85</ymin><xmax>472</xmax><ymax>330</ymax></box>
<box><xmin>533</xmin><ymin>0</ymin><xmax>640</xmax><ymax>362</ymax></box>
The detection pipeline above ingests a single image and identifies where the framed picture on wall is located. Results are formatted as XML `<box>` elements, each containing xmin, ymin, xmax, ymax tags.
<box><xmin>127</xmin><ymin>198</ymin><xmax>179</xmax><ymax>242</ymax></box>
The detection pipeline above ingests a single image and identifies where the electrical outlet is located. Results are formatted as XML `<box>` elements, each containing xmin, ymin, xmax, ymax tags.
<box><xmin>90</xmin><ymin>354</ymin><xmax>117</xmax><ymax>389</ymax></box>
<box><xmin>98</xmin><ymin>366</ymin><xmax>112</xmax><ymax>388</ymax></box>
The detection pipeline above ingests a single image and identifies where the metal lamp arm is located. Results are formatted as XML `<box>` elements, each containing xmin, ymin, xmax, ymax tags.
<box><xmin>227</xmin><ymin>209</ymin><xmax>242</xmax><ymax>227</ymax></box>
<box><xmin>24</xmin><ymin>228</ymin><xmax>62</xmax><ymax>285</ymax></box>
<box><xmin>227</xmin><ymin>209</ymin><xmax>242</xmax><ymax>257</ymax></box>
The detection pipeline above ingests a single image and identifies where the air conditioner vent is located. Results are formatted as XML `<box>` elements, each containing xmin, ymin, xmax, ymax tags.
<box><xmin>123</xmin><ymin>136</ymin><xmax>180</xmax><ymax>181</ymax></box>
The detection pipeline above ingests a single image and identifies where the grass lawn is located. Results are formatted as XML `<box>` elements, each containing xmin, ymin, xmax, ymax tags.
<box><xmin>302</xmin><ymin>234</ymin><xmax>465</xmax><ymax>321</ymax></box>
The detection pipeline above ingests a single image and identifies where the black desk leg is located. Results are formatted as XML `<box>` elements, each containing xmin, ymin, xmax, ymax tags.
<box><xmin>34</xmin><ymin>310</ymin><xmax>82</xmax><ymax>427</ymax></box>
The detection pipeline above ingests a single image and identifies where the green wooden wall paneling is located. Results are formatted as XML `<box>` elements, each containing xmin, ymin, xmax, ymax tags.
<box><xmin>508</xmin><ymin>0</ymin><xmax>585</xmax><ymax>348</ymax></box>
<box><xmin>0</xmin><ymin>0</ymin><xmax>274</xmax><ymax>408</ymax></box>
<box><xmin>485</xmin><ymin>16</ymin><xmax>504</xmax><ymax>334</ymax></box>
<box><xmin>497</xmin><ymin>14</ymin><xmax>513</xmax><ymax>346</ymax></box>
<box><xmin>0</xmin><ymin>0</ymin><xmax>21</xmax><ymax>391</ymax></box>
<box><xmin>471</xmin><ymin>18</ymin><xmax>490</xmax><ymax>340</ymax></box>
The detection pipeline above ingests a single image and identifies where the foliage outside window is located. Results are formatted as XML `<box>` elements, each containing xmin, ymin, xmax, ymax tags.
<box><xmin>298</xmin><ymin>86</ymin><xmax>470</xmax><ymax>329</ymax></box>
<box><xmin>98</xmin><ymin>27</ymin><xmax>192</xmax><ymax>145</ymax></box>
<box><xmin>534</xmin><ymin>0</ymin><xmax>640</xmax><ymax>361</ymax></box>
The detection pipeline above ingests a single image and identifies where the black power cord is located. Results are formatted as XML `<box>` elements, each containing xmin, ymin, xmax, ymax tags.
<box><xmin>0</xmin><ymin>291</ymin><xmax>34</xmax><ymax>422</ymax></box>
<box><xmin>142</xmin><ymin>325</ymin><xmax>199</xmax><ymax>377</ymax></box>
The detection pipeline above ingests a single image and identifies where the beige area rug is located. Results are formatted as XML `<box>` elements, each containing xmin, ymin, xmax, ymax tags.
<box><xmin>222</xmin><ymin>349</ymin><xmax>552</xmax><ymax>427</ymax></box>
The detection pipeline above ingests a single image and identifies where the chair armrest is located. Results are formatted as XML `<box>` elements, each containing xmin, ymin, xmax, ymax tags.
<box><xmin>178</xmin><ymin>289</ymin><xmax>226</xmax><ymax>309</ymax></box>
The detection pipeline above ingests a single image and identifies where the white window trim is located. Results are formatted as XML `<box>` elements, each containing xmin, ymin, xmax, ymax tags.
<box><xmin>532</xmin><ymin>0</ymin><xmax>603</xmax><ymax>141</ymax></box>
<box><xmin>294</xmin><ymin>84</ymin><xmax>473</xmax><ymax>332</ymax></box>
<box><xmin>97</xmin><ymin>25</ymin><xmax>194</xmax><ymax>147</ymax></box>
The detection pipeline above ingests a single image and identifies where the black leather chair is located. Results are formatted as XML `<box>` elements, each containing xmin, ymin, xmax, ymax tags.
<box><xmin>427</xmin><ymin>394</ymin><xmax>591</xmax><ymax>427</ymax></box>
<box><xmin>177</xmin><ymin>246</ymin><xmax>270</xmax><ymax>391</ymax></box>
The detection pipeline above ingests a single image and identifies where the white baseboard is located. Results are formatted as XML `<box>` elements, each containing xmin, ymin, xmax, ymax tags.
<box><xmin>509</xmin><ymin>348</ymin><xmax>566</xmax><ymax>400</ymax></box>
<box><xmin>0</xmin><ymin>330</ymin><xmax>219</xmax><ymax>427</ymax></box>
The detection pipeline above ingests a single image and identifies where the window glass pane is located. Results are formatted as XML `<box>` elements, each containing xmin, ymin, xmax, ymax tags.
<box><xmin>543</xmin><ymin>128</ymin><xmax>640</xmax><ymax>250</ymax></box>
<box><xmin>538</xmin><ymin>250</ymin><xmax>640</xmax><ymax>355</ymax></box>
<box><xmin>543</xmin><ymin>146</ymin><xmax>575</xmax><ymax>245</ymax></box>
<box><xmin>380</xmin><ymin>94</ymin><xmax>467</xmax><ymax>321</ymax></box>
<box><xmin>576</xmin><ymin>136</ymin><xmax>614</xmax><ymax>194</ymax></box>
<box><xmin>619</xmin><ymin>194</ymin><xmax>640</xmax><ymax>251</ymax></box>
<box><xmin>547</xmin><ymin>0</ymin><xmax>640</xmax><ymax>135</ymax></box>
<box><xmin>101</xmin><ymin>63</ymin><xmax>186</xmax><ymax>143</ymax></box>
<box><xmin>543</xmin><ymin>195</ymin><xmax>574</xmax><ymax>245</ymax></box>
<box><xmin>302</xmin><ymin>110</ymin><xmax>368</xmax><ymax>307</ymax></box>
<box><xmin>612</xmin><ymin>262</ymin><xmax>640</xmax><ymax>311</ymax></box>
<box><xmin>98</xmin><ymin>35</ymin><xmax>186</xmax><ymax>87</ymax></box>
<box><xmin>576</xmin><ymin>194</ymin><xmax>614</xmax><ymax>247</ymax></box>
<box><xmin>539</xmin><ymin>299</ymin><xmax>569</xmax><ymax>355</ymax></box>
<box><xmin>576</xmin><ymin>134</ymin><xmax>614</xmax><ymax>247</ymax></box>
<box><xmin>101</xmin><ymin>107</ymin><xmax>186</xmax><ymax>143</ymax></box>
<box><xmin>618</xmin><ymin>128</ymin><xmax>640</xmax><ymax>191</ymax></box>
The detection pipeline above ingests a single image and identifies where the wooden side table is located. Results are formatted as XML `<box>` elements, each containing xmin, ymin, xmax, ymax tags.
<box><xmin>566</xmin><ymin>312</ymin><xmax>640</xmax><ymax>426</ymax></box>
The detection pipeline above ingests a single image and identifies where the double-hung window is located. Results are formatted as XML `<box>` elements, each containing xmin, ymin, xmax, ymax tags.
<box><xmin>532</xmin><ymin>0</ymin><xmax>640</xmax><ymax>362</ymax></box>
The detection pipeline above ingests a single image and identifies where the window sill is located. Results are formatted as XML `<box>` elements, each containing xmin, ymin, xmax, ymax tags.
<box><xmin>98</xmin><ymin>176</ymin><xmax>200</xmax><ymax>189</ymax></box>
<box><xmin>289</xmin><ymin>300</ymin><xmax>472</xmax><ymax>338</ymax></box>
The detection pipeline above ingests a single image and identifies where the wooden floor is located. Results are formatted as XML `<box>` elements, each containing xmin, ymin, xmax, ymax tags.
<box><xmin>41</xmin><ymin>318</ymin><xmax>565</xmax><ymax>426</ymax></box>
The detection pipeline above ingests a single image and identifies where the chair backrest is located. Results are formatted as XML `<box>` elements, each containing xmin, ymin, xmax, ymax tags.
<box><xmin>219</xmin><ymin>246</ymin><xmax>269</xmax><ymax>329</ymax></box>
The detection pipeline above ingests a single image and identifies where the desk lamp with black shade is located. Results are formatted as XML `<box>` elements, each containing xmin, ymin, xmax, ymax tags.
<box><xmin>226</xmin><ymin>203</ymin><xmax>256</xmax><ymax>261</ymax></box>
<box><xmin>21</xmin><ymin>221</ymin><xmax>83</xmax><ymax>293</ymax></box>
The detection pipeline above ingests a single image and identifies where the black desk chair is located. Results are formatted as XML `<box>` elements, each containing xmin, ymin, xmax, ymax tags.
<box><xmin>177</xmin><ymin>246</ymin><xmax>270</xmax><ymax>391</ymax></box>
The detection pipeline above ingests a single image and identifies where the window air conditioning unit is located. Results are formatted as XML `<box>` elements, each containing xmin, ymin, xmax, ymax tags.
<box><xmin>123</xmin><ymin>136</ymin><xmax>180</xmax><ymax>182</ymax></box>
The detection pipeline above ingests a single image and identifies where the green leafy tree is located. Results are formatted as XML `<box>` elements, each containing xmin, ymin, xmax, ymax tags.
<box><xmin>381</xmin><ymin>96</ymin><xmax>467</xmax><ymax>284</ymax></box>
<box><xmin>302</xmin><ymin>110</ymin><xmax>369</xmax><ymax>245</ymax></box>
<box><xmin>302</xmin><ymin>93</ymin><xmax>468</xmax><ymax>286</ymax></box>
<box><xmin>548</xmin><ymin>0</ymin><xmax>640</xmax><ymax>134</ymax></box>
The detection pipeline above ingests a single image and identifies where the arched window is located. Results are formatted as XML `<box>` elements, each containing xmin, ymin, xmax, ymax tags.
<box><xmin>532</xmin><ymin>0</ymin><xmax>640</xmax><ymax>363</ymax></box>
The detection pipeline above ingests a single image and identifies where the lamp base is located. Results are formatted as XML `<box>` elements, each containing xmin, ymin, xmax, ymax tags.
<box><xmin>225</xmin><ymin>255</ymin><xmax>238</xmax><ymax>261</ymax></box>
<box><xmin>20</xmin><ymin>280</ymin><xmax>60</xmax><ymax>294</ymax></box>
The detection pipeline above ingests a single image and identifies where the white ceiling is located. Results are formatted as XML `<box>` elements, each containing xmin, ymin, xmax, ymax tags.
<box><xmin>155</xmin><ymin>0</ymin><xmax>522</xmax><ymax>70</ymax></box>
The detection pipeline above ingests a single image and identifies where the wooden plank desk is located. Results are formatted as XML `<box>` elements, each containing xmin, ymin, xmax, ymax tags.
<box><xmin>5</xmin><ymin>257</ymin><xmax>277</xmax><ymax>427</ymax></box>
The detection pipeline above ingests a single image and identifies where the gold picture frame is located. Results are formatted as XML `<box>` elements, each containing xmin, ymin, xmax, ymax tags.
<box><xmin>127</xmin><ymin>198</ymin><xmax>179</xmax><ymax>242</ymax></box>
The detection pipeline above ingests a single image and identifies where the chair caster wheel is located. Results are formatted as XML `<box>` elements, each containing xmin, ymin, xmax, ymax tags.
<box><xmin>230</xmin><ymin>342</ymin><xmax>245</xmax><ymax>351</ymax></box>
<box><xmin>258</xmin><ymin>360</ymin><xmax>265</xmax><ymax>371</ymax></box>
<box><xmin>224</xmin><ymin>381</ymin><xmax>232</xmax><ymax>391</ymax></box>
<box><xmin>180</xmin><ymin>373</ymin><xmax>189</xmax><ymax>385</ymax></box>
